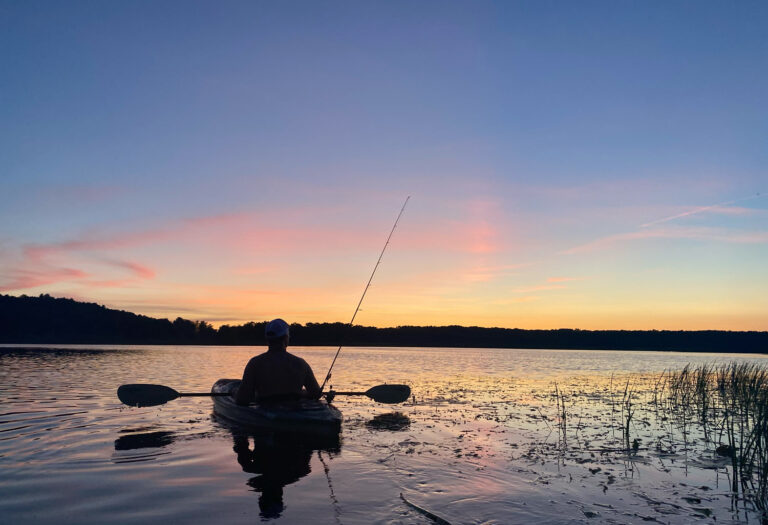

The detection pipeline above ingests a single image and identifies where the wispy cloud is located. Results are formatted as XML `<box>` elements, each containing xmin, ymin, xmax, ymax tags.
<box><xmin>547</xmin><ymin>276</ymin><xmax>584</xmax><ymax>283</ymax></box>
<box><xmin>563</xmin><ymin>226</ymin><xmax>768</xmax><ymax>254</ymax></box>
<box><xmin>104</xmin><ymin>260</ymin><xmax>155</xmax><ymax>279</ymax></box>
<box><xmin>0</xmin><ymin>267</ymin><xmax>89</xmax><ymax>292</ymax></box>
<box><xmin>0</xmin><ymin>258</ymin><xmax>157</xmax><ymax>292</ymax></box>
<box><xmin>79</xmin><ymin>260</ymin><xmax>157</xmax><ymax>289</ymax></box>
<box><xmin>640</xmin><ymin>193</ymin><xmax>764</xmax><ymax>228</ymax></box>
<box><xmin>22</xmin><ymin>212</ymin><xmax>252</xmax><ymax>260</ymax></box>
<box><xmin>1</xmin><ymin>229</ymin><xmax>167</xmax><ymax>292</ymax></box>
<box><xmin>1</xmin><ymin>205</ymin><xmax>411</xmax><ymax>293</ymax></box>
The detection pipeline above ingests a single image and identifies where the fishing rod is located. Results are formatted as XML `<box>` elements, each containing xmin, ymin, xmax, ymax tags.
<box><xmin>320</xmin><ymin>196</ymin><xmax>410</xmax><ymax>393</ymax></box>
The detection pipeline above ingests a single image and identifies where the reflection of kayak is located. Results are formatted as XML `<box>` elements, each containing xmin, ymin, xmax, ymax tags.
<box><xmin>211</xmin><ymin>379</ymin><xmax>342</xmax><ymax>434</ymax></box>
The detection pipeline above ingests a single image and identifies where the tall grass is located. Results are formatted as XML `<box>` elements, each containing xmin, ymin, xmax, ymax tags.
<box><xmin>547</xmin><ymin>362</ymin><xmax>768</xmax><ymax>515</ymax></box>
<box><xmin>545</xmin><ymin>362</ymin><xmax>768</xmax><ymax>515</ymax></box>
<box><xmin>667</xmin><ymin>362</ymin><xmax>768</xmax><ymax>511</ymax></box>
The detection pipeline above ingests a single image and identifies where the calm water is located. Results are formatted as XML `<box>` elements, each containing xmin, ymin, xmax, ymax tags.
<box><xmin>2</xmin><ymin>345</ymin><xmax>768</xmax><ymax>524</ymax></box>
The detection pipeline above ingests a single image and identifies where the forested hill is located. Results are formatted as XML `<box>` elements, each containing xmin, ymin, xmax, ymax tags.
<box><xmin>1</xmin><ymin>294</ymin><xmax>767</xmax><ymax>352</ymax></box>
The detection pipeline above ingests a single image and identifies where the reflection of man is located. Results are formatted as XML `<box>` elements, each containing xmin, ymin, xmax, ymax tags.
<box><xmin>233</xmin><ymin>433</ymin><xmax>313</xmax><ymax>518</ymax></box>
<box><xmin>231</xmin><ymin>430</ymin><xmax>341</xmax><ymax>519</ymax></box>
<box><xmin>235</xmin><ymin>319</ymin><xmax>321</xmax><ymax>406</ymax></box>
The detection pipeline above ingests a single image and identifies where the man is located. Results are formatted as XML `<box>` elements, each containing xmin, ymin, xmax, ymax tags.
<box><xmin>235</xmin><ymin>318</ymin><xmax>322</xmax><ymax>405</ymax></box>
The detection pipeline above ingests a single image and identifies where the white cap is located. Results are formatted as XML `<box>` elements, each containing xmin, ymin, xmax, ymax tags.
<box><xmin>265</xmin><ymin>318</ymin><xmax>289</xmax><ymax>339</ymax></box>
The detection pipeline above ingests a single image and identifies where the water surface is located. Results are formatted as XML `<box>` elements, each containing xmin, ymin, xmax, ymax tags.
<box><xmin>2</xmin><ymin>345</ymin><xmax>767</xmax><ymax>524</ymax></box>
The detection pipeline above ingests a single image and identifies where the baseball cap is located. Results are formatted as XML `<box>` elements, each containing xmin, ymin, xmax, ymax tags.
<box><xmin>265</xmin><ymin>318</ymin><xmax>290</xmax><ymax>339</ymax></box>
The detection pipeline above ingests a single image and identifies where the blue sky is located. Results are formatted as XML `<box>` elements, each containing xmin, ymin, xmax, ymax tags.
<box><xmin>1</xmin><ymin>1</ymin><xmax>766</xmax><ymax>329</ymax></box>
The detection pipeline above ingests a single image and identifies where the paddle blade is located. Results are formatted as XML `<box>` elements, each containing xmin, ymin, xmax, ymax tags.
<box><xmin>118</xmin><ymin>384</ymin><xmax>180</xmax><ymax>407</ymax></box>
<box><xmin>365</xmin><ymin>384</ymin><xmax>411</xmax><ymax>404</ymax></box>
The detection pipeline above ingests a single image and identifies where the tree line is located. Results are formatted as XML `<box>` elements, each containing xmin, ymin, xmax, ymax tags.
<box><xmin>1</xmin><ymin>294</ymin><xmax>766</xmax><ymax>352</ymax></box>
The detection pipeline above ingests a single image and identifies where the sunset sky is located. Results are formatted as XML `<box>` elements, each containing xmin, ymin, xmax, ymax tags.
<box><xmin>1</xmin><ymin>2</ymin><xmax>766</xmax><ymax>330</ymax></box>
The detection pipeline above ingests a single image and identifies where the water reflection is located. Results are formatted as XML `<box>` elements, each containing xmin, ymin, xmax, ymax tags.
<box><xmin>227</xmin><ymin>425</ymin><xmax>341</xmax><ymax>519</ymax></box>
<box><xmin>114</xmin><ymin>430</ymin><xmax>176</xmax><ymax>451</ymax></box>
<box><xmin>112</xmin><ymin>428</ymin><xmax>177</xmax><ymax>464</ymax></box>
<box><xmin>365</xmin><ymin>412</ymin><xmax>411</xmax><ymax>432</ymax></box>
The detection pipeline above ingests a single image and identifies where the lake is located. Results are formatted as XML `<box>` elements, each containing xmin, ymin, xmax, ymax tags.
<box><xmin>2</xmin><ymin>345</ymin><xmax>768</xmax><ymax>524</ymax></box>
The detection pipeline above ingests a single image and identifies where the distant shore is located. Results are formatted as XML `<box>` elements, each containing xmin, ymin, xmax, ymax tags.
<box><xmin>2</xmin><ymin>294</ymin><xmax>767</xmax><ymax>353</ymax></box>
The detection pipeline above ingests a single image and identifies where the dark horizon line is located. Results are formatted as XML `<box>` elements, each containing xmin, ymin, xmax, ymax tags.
<box><xmin>3</xmin><ymin>292</ymin><xmax>766</xmax><ymax>334</ymax></box>
<box><xmin>1</xmin><ymin>294</ymin><xmax>767</xmax><ymax>353</ymax></box>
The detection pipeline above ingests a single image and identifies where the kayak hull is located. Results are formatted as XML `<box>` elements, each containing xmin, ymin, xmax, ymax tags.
<box><xmin>211</xmin><ymin>379</ymin><xmax>342</xmax><ymax>434</ymax></box>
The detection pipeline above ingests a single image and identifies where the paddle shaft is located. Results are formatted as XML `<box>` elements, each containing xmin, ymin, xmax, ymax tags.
<box><xmin>328</xmin><ymin>391</ymin><xmax>369</xmax><ymax>396</ymax></box>
<box><xmin>179</xmin><ymin>392</ymin><xmax>230</xmax><ymax>397</ymax></box>
<box><xmin>181</xmin><ymin>391</ymin><xmax>368</xmax><ymax>397</ymax></box>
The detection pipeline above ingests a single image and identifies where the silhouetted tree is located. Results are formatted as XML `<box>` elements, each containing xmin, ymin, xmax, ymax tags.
<box><xmin>0</xmin><ymin>294</ymin><xmax>766</xmax><ymax>352</ymax></box>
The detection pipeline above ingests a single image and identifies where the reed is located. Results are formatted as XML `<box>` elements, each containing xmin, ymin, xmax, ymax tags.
<box><xmin>536</xmin><ymin>362</ymin><xmax>768</xmax><ymax>515</ymax></box>
<box><xmin>553</xmin><ymin>382</ymin><xmax>568</xmax><ymax>449</ymax></box>
<box><xmin>666</xmin><ymin>362</ymin><xmax>768</xmax><ymax>512</ymax></box>
<box><xmin>620</xmin><ymin>378</ymin><xmax>635</xmax><ymax>451</ymax></box>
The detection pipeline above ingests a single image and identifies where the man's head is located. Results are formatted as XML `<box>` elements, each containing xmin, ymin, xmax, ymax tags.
<box><xmin>265</xmin><ymin>318</ymin><xmax>289</xmax><ymax>350</ymax></box>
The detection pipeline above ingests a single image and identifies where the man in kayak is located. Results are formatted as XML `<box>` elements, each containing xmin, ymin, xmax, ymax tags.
<box><xmin>235</xmin><ymin>318</ymin><xmax>322</xmax><ymax>405</ymax></box>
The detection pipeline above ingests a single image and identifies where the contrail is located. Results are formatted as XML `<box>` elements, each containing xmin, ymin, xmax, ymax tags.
<box><xmin>640</xmin><ymin>193</ymin><xmax>763</xmax><ymax>228</ymax></box>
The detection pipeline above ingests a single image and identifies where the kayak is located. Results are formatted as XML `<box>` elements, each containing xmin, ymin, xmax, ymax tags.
<box><xmin>211</xmin><ymin>378</ymin><xmax>342</xmax><ymax>434</ymax></box>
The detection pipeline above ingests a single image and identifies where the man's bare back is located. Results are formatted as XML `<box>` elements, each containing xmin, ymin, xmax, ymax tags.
<box><xmin>235</xmin><ymin>319</ymin><xmax>321</xmax><ymax>405</ymax></box>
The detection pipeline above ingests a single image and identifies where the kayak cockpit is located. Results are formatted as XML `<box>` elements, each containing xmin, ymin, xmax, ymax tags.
<box><xmin>211</xmin><ymin>379</ymin><xmax>342</xmax><ymax>434</ymax></box>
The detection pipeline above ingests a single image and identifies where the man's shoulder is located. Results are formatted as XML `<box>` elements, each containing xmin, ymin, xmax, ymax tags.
<box><xmin>285</xmin><ymin>352</ymin><xmax>311</xmax><ymax>367</ymax></box>
<box><xmin>247</xmin><ymin>352</ymin><xmax>270</xmax><ymax>365</ymax></box>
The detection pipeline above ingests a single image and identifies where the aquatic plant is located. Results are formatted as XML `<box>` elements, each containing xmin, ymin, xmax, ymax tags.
<box><xmin>666</xmin><ymin>362</ymin><xmax>768</xmax><ymax>514</ymax></box>
<box><xmin>543</xmin><ymin>362</ymin><xmax>768</xmax><ymax>518</ymax></box>
<box><xmin>621</xmin><ymin>379</ymin><xmax>635</xmax><ymax>452</ymax></box>
<box><xmin>553</xmin><ymin>382</ymin><xmax>568</xmax><ymax>449</ymax></box>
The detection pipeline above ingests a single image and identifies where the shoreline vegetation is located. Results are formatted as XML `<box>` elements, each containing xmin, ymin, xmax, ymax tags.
<box><xmin>1</xmin><ymin>294</ymin><xmax>766</xmax><ymax>352</ymax></box>
<box><xmin>539</xmin><ymin>363</ymin><xmax>768</xmax><ymax>517</ymax></box>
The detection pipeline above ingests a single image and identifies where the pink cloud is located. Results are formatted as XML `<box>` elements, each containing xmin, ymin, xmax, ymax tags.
<box><xmin>76</xmin><ymin>261</ymin><xmax>156</xmax><ymax>288</ymax></box>
<box><xmin>0</xmin><ymin>259</ymin><xmax>157</xmax><ymax>291</ymax></box>
<box><xmin>462</xmin><ymin>222</ymin><xmax>498</xmax><ymax>254</ymax></box>
<box><xmin>464</xmin><ymin>199</ymin><xmax>503</xmax><ymax>254</ymax></box>
<box><xmin>395</xmin><ymin>197</ymin><xmax>515</xmax><ymax>256</ymax></box>
<box><xmin>2</xmin><ymin>235</ymin><xmax>159</xmax><ymax>292</ymax></box>
<box><xmin>23</xmin><ymin>211</ymin><xmax>253</xmax><ymax>260</ymax></box>
<box><xmin>0</xmin><ymin>267</ymin><xmax>89</xmax><ymax>292</ymax></box>
<box><xmin>1</xmin><ymin>199</ymin><xmax>517</xmax><ymax>305</ymax></box>
<box><xmin>1</xmin><ymin>212</ymin><xmax>262</xmax><ymax>292</ymax></box>
<box><xmin>104</xmin><ymin>260</ymin><xmax>156</xmax><ymax>279</ymax></box>
<box><xmin>3</xmin><ymin>208</ymin><xmax>382</xmax><ymax>294</ymax></box>
<box><xmin>16</xmin><ymin>200</ymin><xmax>514</xmax><ymax>272</ymax></box>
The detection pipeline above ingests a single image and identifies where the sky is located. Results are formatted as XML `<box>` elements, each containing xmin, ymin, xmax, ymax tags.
<box><xmin>1</xmin><ymin>1</ymin><xmax>767</xmax><ymax>330</ymax></box>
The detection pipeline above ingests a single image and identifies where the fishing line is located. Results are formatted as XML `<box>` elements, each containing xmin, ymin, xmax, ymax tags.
<box><xmin>317</xmin><ymin>450</ymin><xmax>343</xmax><ymax>525</ymax></box>
<box><xmin>320</xmin><ymin>196</ymin><xmax>410</xmax><ymax>393</ymax></box>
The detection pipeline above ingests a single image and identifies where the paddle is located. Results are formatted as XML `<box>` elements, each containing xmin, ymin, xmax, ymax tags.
<box><xmin>328</xmin><ymin>384</ymin><xmax>411</xmax><ymax>404</ymax></box>
<box><xmin>117</xmin><ymin>383</ymin><xmax>411</xmax><ymax>407</ymax></box>
<box><xmin>117</xmin><ymin>384</ymin><xmax>225</xmax><ymax>407</ymax></box>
